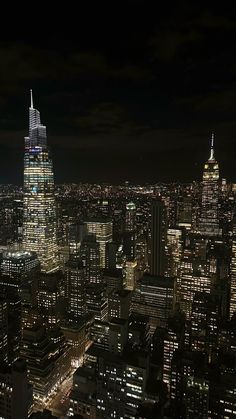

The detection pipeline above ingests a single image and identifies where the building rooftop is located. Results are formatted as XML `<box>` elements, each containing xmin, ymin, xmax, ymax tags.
<box><xmin>140</xmin><ymin>274</ymin><xmax>175</xmax><ymax>288</ymax></box>
<box><xmin>2</xmin><ymin>251</ymin><xmax>38</xmax><ymax>260</ymax></box>
<box><xmin>85</xmin><ymin>217</ymin><xmax>112</xmax><ymax>224</ymax></box>
<box><xmin>111</xmin><ymin>289</ymin><xmax>131</xmax><ymax>298</ymax></box>
<box><xmin>110</xmin><ymin>317</ymin><xmax>128</xmax><ymax>326</ymax></box>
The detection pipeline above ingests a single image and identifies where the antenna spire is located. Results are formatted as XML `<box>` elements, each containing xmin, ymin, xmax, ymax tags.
<box><xmin>30</xmin><ymin>89</ymin><xmax>33</xmax><ymax>109</ymax></box>
<box><xmin>209</xmin><ymin>132</ymin><xmax>214</xmax><ymax>160</ymax></box>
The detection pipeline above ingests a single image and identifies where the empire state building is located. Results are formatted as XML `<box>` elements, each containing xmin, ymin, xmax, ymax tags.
<box><xmin>22</xmin><ymin>91</ymin><xmax>59</xmax><ymax>273</ymax></box>
<box><xmin>199</xmin><ymin>134</ymin><xmax>221</xmax><ymax>237</ymax></box>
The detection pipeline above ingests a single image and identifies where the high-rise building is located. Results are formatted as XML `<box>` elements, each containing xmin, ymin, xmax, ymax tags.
<box><xmin>125</xmin><ymin>202</ymin><xmax>136</xmax><ymax>232</ymax></box>
<box><xmin>86</xmin><ymin>283</ymin><xmax>108</xmax><ymax>321</ymax></box>
<box><xmin>178</xmin><ymin>272</ymin><xmax>212</xmax><ymax>320</ymax></box>
<box><xmin>81</xmin><ymin>234</ymin><xmax>101</xmax><ymax>284</ymax></box>
<box><xmin>230</xmin><ymin>214</ymin><xmax>236</xmax><ymax>319</ymax></box>
<box><xmin>0</xmin><ymin>299</ymin><xmax>8</xmax><ymax>363</ymax></box>
<box><xmin>185</xmin><ymin>376</ymin><xmax>209</xmax><ymax>419</ymax></box>
<box><xmin>199</xmin><ymin>134</ymin><xmax>221</xmax><ymax>236</ymax></box>
<box><xmin>103</xmin><ymin>269</ymin><xmax>124</xmax><ymax>293</ymax></box>
<box><xmin>124</xmin><ymin>202</ymin><xmax>136</xmax><ymax>260</ymax></box>
<box><xmin>0</xmin><ymin>250</ymin><xmax>40</xmax><ymax>279</ymax></box>
<box><xmin>105</xmin><ymin>242</ymin><xmax>119</xmax><ymax>271</ymax></box>
<box><xmin>108</xmin><ymin>289</ymin><xmax>131</xmax><ymax>320</ymax></box>
<box><xmin>84</xmin><ymin>219</ymin><xmax>112</xmax><ymax>269</ymax></box>
<box><xmin>123</xmin><ymin>231</ymin><xmax>136</xmax><ymax>259</ymax></box>
<box><xmin>22</xmin><ymin>91</ymin><xmax>59</xmax><ymax>273</ymax></box>
<box><xmin>191</xmin><ymin>292</ymin><xmax>219</xmax><ymax>353</ymax></box>
<box><xmin>125</xmin><ymin>258</ymin><xmax>138</xmax><ymax>290</ymax></box>
<box><xmin>37</xmin><ymin>271</ymin><xmax>63</xmax><ymax>327</ymax></box>
<box><xmin>69</xmin><ymin>366</ymin><xmax>97</xmax><ymax>418</ymax></box>
<box><xmin>170</xmin><ymin>350</ymin><xmax>207</xmax><ymax>417</ymax></box>
<box><xmin>0</xmin><ymin>251</ymin><xmax>40</xmax><ymax>363</ymax></box>
<box><xmin>166</xmin><ymin>228</ymin><xmax>183</xmax><ymax>277</ymax></box>
<box><xmin>68</xmin><ymin>223</ymin><xmax>85</xmax><ymax>261</ymax></box>
<box><xmin>20</xmin><ymin>325</ymin><xmax>71</xmax><ymax>401</ymax></box>
<box><xmin>150</xmin><ymin>199</ymin><xmax>166</xmax><ymax>276</ymax></box>
<box><xmin>131</xmin><ymin>274</ymin><xmax>175</xmax><ymax>333</ymax></box>
<box><xmin>0</xmin><ymin>359</ymin><xmax>33</xmax><ymax>419</ymax></box>
<box><xmin>65</xmin><ymin>259</ymin><xmax>87</xmax><ymax>320</ymax></box>
<box><xmin>163</xmin><ymin>313</ymin><xmax>185</xmax><ymax>389</ymax></box>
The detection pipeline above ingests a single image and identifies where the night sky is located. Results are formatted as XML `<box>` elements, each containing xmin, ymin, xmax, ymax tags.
<box><xmin>0</xmin><ymin>3</ymin><xmax>236</xmax><ymax>184</ymax></box>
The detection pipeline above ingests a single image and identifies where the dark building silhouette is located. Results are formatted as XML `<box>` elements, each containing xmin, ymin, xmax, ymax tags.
<box><xmin>150</xmin><ymin>200</ymin><xmax>166</xmax><ymax>277</ymax></box>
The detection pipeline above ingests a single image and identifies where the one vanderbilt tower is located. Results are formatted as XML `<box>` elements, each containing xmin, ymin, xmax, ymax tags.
<box><xmin>23</xmin><ymin>91</ymin><xmax>59</xmax><ymax>273</ymax></box>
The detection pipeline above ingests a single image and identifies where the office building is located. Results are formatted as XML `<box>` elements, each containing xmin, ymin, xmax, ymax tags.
<box><xmin>150</xmin><ymin>200</ymin><xmax>166</xmax><ymax>276</ymax></box>
<box><xmin>178</xmin><ymin>271</ymin><xmax>213</xmax><ymax>320</ymax></box>
<box><xmin>191</xmin><ymin>292</ymin><xmax>218</xmax><ymax>356</ymax></box>
<box><xmin>199</xmin><ymin>134</ymin><xmax>221</xmax><ymax>236</ymax></box>
<box><xmin>69</xmin><ymin>366</ymin><xmax>96</xmax><ymax>418</ymax></box>
<box><xmin>20</xmin><ymin>325</ymin><xmax>71</xmax><ymax>400</ymax></box>
<box><xmin>65</xmin><ymin>259</ymin><xmax>87</xmax><ymax>320</ymax></box>
<box><xmin>104</xmin><ymin>268</ymin><xmax>124</xmax><ymax>293</ymax></box>
<box><xmin>0</xmin><ymin>359</ymin><xmax>33</xmax><ymax>419</ymax></box>
<box><xmin>86</xmin><ymin>283</ymin><xmax>108</xmax><ymax>321</ymax></box>
<box><xmin>125</xmin><ymin>201</ymin><xmax>136</xmax><ymax>232</ymax></box>
<box><xmin>68</xmin><ymin>223</ymin><xmax>85</xmax><ymax>261</ymax></box>
<box><xmin>230</xmin><ymin>214</ymin><xmax>236</xmax><ymax>319</ymax></box>
<box><xmin>166</xmin><ymin>228</ymin><xmax>183</xmax><ymax>277</ymax></box>
<box><xmin>22</xmin><ymin>91</ymin><xmax>58</xmax><ymax>273</ymax></box>
<box><xmin>0</xmin><ymin>299</ymin><xmax>8</xmax><ymax>363</ymax></box>
<box><xmin>108</xmin><ymin>289</ymin><xmax>131</xmax><ymax>320</ymax></box>
<box><xmin>125</xmin><ymin>258</ymin><xmax>138</xmax><ymax>290</ymax></box>
<box><xmin>131</xmin><ymin>274</ymin><xmax>175</xmax><ymax>333</ymax></box>
<box><xmin>37</xmin><ymin>271</ymin><xmax>63</xmax><ymax>327</ymax></box>
<box><xmin>185</xmin><ymin>376</ymin><xmax>209</xmax><ymax>419</ymax></box>
<box><xmin>84</xmin><ymin>219</ymin><xmax>112</xmax><ymax>268</ymax></box>
<box><xmin>81</xmin><ymin>235</ymin><xmax>101</xmax><ymax>284</ymax></box>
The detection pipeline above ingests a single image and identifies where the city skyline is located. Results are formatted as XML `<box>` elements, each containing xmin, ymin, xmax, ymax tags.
<box><xmin>0</xmin><ymin>93</ymin><xmax>234</xmax><ymax>185</ymax></box>
<box><xmin>0</xmin><ymin>3</ymin><xmax>236</xmax><ymax>184</ymax></box>
<box><xmin>1</xmin><ymin>4</ymin><xmax>236</xmax><ymax>419</ymax></box>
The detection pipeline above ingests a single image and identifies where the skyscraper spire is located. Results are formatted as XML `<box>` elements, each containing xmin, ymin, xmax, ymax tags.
<box><xmin>30</xmin><ymin>89</ymin><xmax>34</xmax><ymax>109</ymax></box>
<box><xmin>199</xmin><ymin>131</ymin><xmax>220</xmax><ymax>236</ymax></box>
<box><xmin>209</xmin><ymin>132</ymin><xmax>214</xmax><ymax>160</ymax></box>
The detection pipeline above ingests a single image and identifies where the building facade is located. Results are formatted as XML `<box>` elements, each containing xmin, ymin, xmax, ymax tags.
<box><xmin>22</xmin><ymin>91</ymin><xmax>58</xmax><ymax>273</ymax></box>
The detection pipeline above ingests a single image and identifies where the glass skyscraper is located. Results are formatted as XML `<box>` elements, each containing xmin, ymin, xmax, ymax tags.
<box><xmin>22</xmin><ymin>91</ymin><xmax>58</xmax><ymax>273</ymax></box>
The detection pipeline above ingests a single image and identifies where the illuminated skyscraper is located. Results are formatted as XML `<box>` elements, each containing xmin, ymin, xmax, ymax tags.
<box><xmin>125</xmin><ymin>201</ymin><xmax>136</xmax><ymax>231</ymax></box>
<box><xmin>22</xmin><ymin>91</ymin><xmax>58</xmax><ymax>273</ymax></box>
<box><xmin>150</xmin><ymin>199</ymin><xmax>166</xmax><ymax>276</ymax></box>
<box><xmin>230</xmin><ymin>214</ymin><xmax>236</xmax><ymax>319</ymax></box>
<box><xmin>84</xmin><ymin>219</ymin><xmax>112</xmax><ymax>269</ymax></box>
<box><xmin>199</xmin><ymin>134</ymin><xmax>221</xmax><ymax>236</ymax></box>
<box><xmin>0</xmin><ymin>299</ymin><xmax>8</xmax><ymax>363</ymax></box>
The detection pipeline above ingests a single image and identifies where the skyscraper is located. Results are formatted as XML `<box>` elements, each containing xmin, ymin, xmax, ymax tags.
<box><xmin>84</xmin><ymin>219</ymin><xmax>112</xmax><ymax>269</ymax></box>
<box><xmin>199</xmin><ymin>134</ymin><xmax>221</xmax><ymax>236</ymax></box>
<box><xmin>22</xmin><ymin>91</ymin><xmax>58</xmax><ymax>273</ymax></box>
<box><xmin>65</xmin><ymin>259</ymin><xmax>87</xmax><ymax>319</ymax></box>
<box><xmin>150</xmin><ymin>199</ymin><xmax>166</xmax><ymax>276</ymax></box>
<box><xmin>125</xmin><ymin>201</ymin><xmax>136</xmax><ymax>232</ymax></box>
<box><xmin>229</xmin><ymin>214</ymin><xmax>236</xmax><ymax>319</ymax></box>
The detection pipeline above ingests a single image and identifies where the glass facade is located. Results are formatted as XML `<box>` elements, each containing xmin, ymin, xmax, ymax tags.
<box><xmin>22</xmin><ymin>92</ymin><xmax>58</xmax><ymax>273</ymax></box>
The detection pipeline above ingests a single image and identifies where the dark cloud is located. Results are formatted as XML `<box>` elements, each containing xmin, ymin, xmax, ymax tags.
<box><xmin>149</xmin><ymin>30</ymin><xmax>203</xmax><ymax>62</ymax></box>
<box><xmin>0</xmin><ymin>3</ymin><xmax>236</xmax><ymax>183</ymax></box>
<box><xmin>73</xmin><ymin>102</ymin><xmax>149</xmax><ymax>135</ymax></box>
<box><xmin>176</xmin><ymin>86</ymin><xmax>236</xmax><ymax>113</ymax></box>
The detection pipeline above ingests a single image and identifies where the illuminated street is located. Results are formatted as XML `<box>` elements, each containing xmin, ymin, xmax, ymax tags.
<box><xmin>32</xmin><ymin>369</ymin><xmax>75</xmax><ymax>418</ymax></box>
<box><xmin>47</xmin><ymin>373</ymin><xmax>73</xmax><ymax>417</ymax></box>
